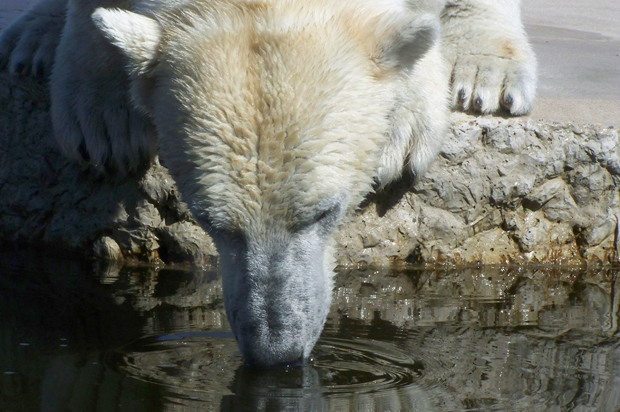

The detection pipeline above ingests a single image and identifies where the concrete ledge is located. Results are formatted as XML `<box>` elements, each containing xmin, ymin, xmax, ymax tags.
<box><xmin>1</xmin><ymin>74</ymin><xmax>618</xmax><ymax>266</ymax></box>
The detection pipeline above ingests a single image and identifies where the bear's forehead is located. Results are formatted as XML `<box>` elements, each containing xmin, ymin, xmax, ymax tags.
<box><xmin>153</xmin><ymin>0</ymin><xmax>403</xmax><ymax>227</ymax></box>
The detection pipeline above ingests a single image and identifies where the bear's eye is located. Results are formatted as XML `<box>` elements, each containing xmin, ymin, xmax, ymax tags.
<box><xmin>197</xmin><ymin>216</ymin><xmax>246</xmax><ymax>246</ymax></box>
<box><xmin>293</xmin><ymin>193</ymin><xmax>348</xmax><ymax>233</ymax></box>
<box><xmin>308</xmin><ymin>201</ymin><xmax>344</xmax><ymax>232</ymax></box>
<box><xmin>314</xmin><ymin>205</ymin><xmax>338</xmax><ymax>225</ymax></box>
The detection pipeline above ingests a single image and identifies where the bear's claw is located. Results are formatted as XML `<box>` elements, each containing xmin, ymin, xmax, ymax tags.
<box><xmin>0</xmin><ymin>0</ymin><xmax>66</xmax><ymax>78</ymax></box>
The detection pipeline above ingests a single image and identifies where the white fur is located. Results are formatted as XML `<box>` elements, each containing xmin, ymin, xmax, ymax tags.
<box><xmin>92</xmin><ymin>8</ymin><xmax>161</xmax><ymax>70</ymax></box>
<box><xmin>0</xmin><ymin>0</ymin><xmax>537</xmax><ymax>366</ymax></box>
<box><xmin>442</xmin><ymin>0</ymin><xmax>537</xmax><ymax>115</ymax></box>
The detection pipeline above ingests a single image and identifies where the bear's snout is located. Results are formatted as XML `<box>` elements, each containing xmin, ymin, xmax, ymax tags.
<box><xmin>236</xmin><ymin>316</ymin><xmax>306</xmax><ymax>367</ymax></box>
<box><xmin>218</xmin><ymin>231</ymin><xmax>333</xmax><ymax>367</ymax></box>
<box><xmin>227</xmin><ymin>281</ymin><xmax>324</xmax><ymax>367</ymax></box>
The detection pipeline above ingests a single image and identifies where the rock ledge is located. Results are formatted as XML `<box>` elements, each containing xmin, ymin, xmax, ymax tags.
<box><xmin>1</xmin><ymin>75</ymin><xmax>618</xmax><ymax>266</ymax></box>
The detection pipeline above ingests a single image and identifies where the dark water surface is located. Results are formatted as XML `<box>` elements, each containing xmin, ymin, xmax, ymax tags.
<box><xmin>1</xmin><ymin>249</ymin><xmax>619</xmax><ymax>412</ymax></box>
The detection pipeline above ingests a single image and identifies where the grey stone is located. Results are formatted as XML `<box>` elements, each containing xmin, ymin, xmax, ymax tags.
<box><xmin>113</xmin><ymin>228</ymin><xmax>160</xmax><ymax>257</ymax></box>
<box><xmin>512</xmin><ymin>211</ymin><xmax>553</xmax><ymax>252</ymax></box>
<box><xmin>92</xmin><ymin>236</ymin><xmax>123</xmax><ymax>260</ymax></box>
<box><xmin>483</xmin><ymin>125</ymin><xmax>527</xmax><ymax>154</ymax></box>
<box><xmin>156</xmin><ymin>222</ymin><xmax>217</xmax><ymax>266</ymax></box>
<box><xmin>490</xmin><ymin>173</ymin><xmax>537</xmax><ymax>206</ymax></box>
<box><xmin>440</xmin><ymin>123</ymin><xmax>482</xmax><ymax>162</ymax></box>
<box><xmin>132</xmin><ymin>199</ymin><xmax>163</xmax><ymax>229</ymax></box>
<box><xmin>525</xmin><ymin>177</ymin><xmax>567</xmax><ymax>209</ymax></box>
<box><xmin>586</xmin><ymin>215</ymin><xmax>617</xmax><ymax>247</ymax></box>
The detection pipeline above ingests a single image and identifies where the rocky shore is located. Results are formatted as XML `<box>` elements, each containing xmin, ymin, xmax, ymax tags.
<box><xmin>1</xmin><ymin>74</ymin><xmax>618</xmax><ymax>267</ymax></box>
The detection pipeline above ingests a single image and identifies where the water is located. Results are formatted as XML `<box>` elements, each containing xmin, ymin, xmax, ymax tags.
<box><xmin>1</xmin><ymin>249</ymin><xmax>619</xmax><ymax>412</ymax></box>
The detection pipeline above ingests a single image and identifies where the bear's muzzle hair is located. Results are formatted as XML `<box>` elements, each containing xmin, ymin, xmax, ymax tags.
<box><xmin>216</xmin><ymin>227</ymin><xmax>334</xmax><ymax>367</ymax></box>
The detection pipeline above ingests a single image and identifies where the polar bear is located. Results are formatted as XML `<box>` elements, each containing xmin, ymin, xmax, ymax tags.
<box><xmin>0</xmin><ymin>0</ymin><xmax>536</xmax><ymax>366</ymax></box>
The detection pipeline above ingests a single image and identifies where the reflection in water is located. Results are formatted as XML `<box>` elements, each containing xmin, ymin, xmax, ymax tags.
<box><xmin>0</xmin><ymin>248</ymin><xmax>619</xmax><ymax>411</ymax></box>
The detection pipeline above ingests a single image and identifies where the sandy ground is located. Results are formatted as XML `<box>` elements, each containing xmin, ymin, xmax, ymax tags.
<box><xmin>1</xmin><ymin>0</ymin><xmax>619</xmax><ymax>126</ymax></box>
<box><xmin>0</xmin><ymin>0</ymin><xmax>35</xmax><ymax>31</ymax></box>
<box><xmin>523</xmin><ymin>0</ymin><xmax>620</xmax><ymax>127</ymax></box>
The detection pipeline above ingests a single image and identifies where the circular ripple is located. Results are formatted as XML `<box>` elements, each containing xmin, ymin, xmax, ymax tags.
<box><xmin>312</xmin><ymin>337</ymin><xmax>424</xmax><ymax>395</ymax></box>
<box><xmin>105</xmin><ymin>331</ymin><xmax>241</xmax><ymax>395</ymax></box>
<box><xmin>105</xmin><ymin>331</ymin><xmax>425</xmax><ymax>403</ymax></box>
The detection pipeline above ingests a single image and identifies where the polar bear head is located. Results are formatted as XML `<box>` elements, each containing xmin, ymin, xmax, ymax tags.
<box><xmin>92</xmin><ymin>0</ymin><xmax>438</xmax><ymax>367</ymax></box>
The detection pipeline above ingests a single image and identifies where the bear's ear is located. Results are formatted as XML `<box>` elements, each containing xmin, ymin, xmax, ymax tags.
<box><xmin>376</xmin><ymin>13</ymin><xmax>440</xmax><ymax>71</ymax></box>
<box><xmin>92</xmin><ymin>8</ymin><xmax>161</xmax><ymax>74</ymax></box>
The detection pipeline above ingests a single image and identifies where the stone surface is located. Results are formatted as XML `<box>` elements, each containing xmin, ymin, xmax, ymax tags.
<box><xmin>92</xmin><ymin>236</ymin><xmax>123</xmax><ymax>260</ymax></box>
<box><xmin>337</xmin><ymin>113</ymin><xmax>619</xmax><ymax>266</ymax></box>
<box><xmin>0</xmin><ymin>74</ymin><xmax>618</xmax><ymax>267</ymax></box>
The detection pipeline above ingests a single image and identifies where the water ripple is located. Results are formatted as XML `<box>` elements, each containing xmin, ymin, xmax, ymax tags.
<box><xmin>105</xmin><ymin>331</ymin><xmax>430</xmax><ymax>409</ymax></box>
<box><xmin>312</xmin><ymin>337</ymin><xmax>424</xmax><ymax>395</ymax></box>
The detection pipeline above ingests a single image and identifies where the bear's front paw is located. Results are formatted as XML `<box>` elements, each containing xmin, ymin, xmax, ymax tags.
<box><xmin>51</xmin><ymin>84</ymin><xmax>157</xmax><ymax>174</ymax></box>
<box><xmin>441</xmin><ymin>1</ymin><xmax>537</xmax><ymax>116</ymax></box>
<box><xmin>48</xmin><ymin>7</ymin><xmax>158</xmax><ymax>175</ymax></box>
<box><xmin>450</xmin><ymin>49</ymin><xmax>537</xmax><ymax>116</ymax></box>
<box><xmin>0</xmin><ymin>0</ymin><xmax>67</xmax><ymax>77</ymax></box>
